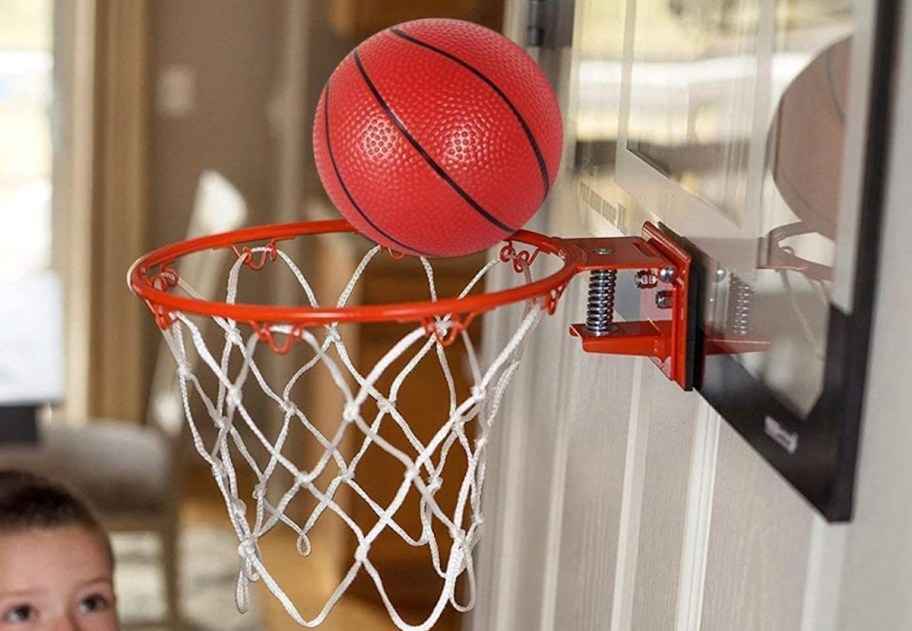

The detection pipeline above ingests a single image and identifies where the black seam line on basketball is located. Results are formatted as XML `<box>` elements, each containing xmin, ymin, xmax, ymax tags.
<box><xmin>389</xmin><ymin>27</ymin><xmax>551</xmax><ymax>201</ymax></box>
<box><xmin>323</xmin><ymin>80</ymin><xmax>438</xmax><ymax>257</ymax></box>
<box><xmin>353</xmin><ymin>48</ymin><xmax>518</xmax><ymax>234</ymax></box>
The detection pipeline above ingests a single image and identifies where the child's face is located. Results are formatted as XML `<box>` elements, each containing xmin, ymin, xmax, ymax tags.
<box><xmin>0</xmin><ymin>526</ymin><xmax>118</xmax><ymax>630</ymax></box>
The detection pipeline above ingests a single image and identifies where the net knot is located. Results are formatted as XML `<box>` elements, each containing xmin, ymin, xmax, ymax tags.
<box><xmin>450</xmin><ymin>528</ymin><xmax>467</xmax><ymax>550</ymax></box>
<box><xmin>475</xmin><ymin>436</ymin><xmax>489</xmax><ymax>449</ymax></box>
<box><xmin>325</xmin><ymin>326</ymin><xmax>342</xmax><ymax>344</ymax></box>
<box><xmin>251</xmin><ymin>484</ymin><xmax>266</xmax><ymax>500</ymax></box>
<box><xmin>427</xmin><ymin>477</ymin><xmax>443</xmax><ymax>493</ymax></box>
<box><xmin>227</xmin><ymin>386</ymin><xmax>243</xmax><ymax>407</ymax></box>
<box><xmin>211</xmin><ymin>462</ymin><xmax>227</xmax><ymax>479</ymax></box>
<box><xmin>176</xmin><ymin>362</ymin><xmax>193</xmax><ymax>381</ymax></box>
<box><xmin>343</xmin><ymin>402</ymin><xmax>359</xmax><ymax>423</ymax></box>
<box><xmin>231</xmin><ymin>497</ymin><xmax>247</xmax><ymax>518</ymax></box>
<box><xmin>225</xmin><ymin>328</ymin><xmax>245</xmax><ymax>346</ymax></box>
<box><xmin>354</xmin><ymin>543</ymin><xmax>370</xmax><ymax>564</ymax></box>
<box><xmin>471</xmin><ymin>385</ymin><xmax>487</xmax><ymax>400</ymax></box>
<box><xmin>377</xmin><ymin>399</ymin><xmax>395</xmax><ymax>415</ymax></box>
<box><xmin>238</xmin><ymin>536</ymin><xmax>259</xmax><ymax>562</ymax></box>
<box><xmin>280</xmin><ymin>400</ymin><xmax>298</xmax><ymax>417</ymax></box>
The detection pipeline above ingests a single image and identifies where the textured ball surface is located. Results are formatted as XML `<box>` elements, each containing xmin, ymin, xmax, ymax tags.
<box><xmin>313</xmin><ymin>18</ymin><xmax>563</xmax><ymax>257</ymax></box>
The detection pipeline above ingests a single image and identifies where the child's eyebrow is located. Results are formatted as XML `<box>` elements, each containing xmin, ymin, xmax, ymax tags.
<box><xmin>77</xmin><ymin>577</ymin><xmax>113</xmax><ymax>588</ymax></box>
<box><xmin>0</xmin><ymin>589</ymin><xmax>41</xmax><ymax>598</ymax></box>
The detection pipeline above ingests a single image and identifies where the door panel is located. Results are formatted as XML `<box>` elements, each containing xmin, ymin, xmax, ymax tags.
<box><xmin>549</xmin><ymin>289</ymin><xmax>638</xmax><ymax>629</ymax></box>
<box><xmin>700</xmin><ymin>424</ymin><xmax>815</xmax><ymax>631</ymax></box>
<box><xmin>506</xmin><ymin>300</ymin><xmax>578</xmax><ymax>631</ymax></box>
<box><xmin>474</xmin><ymin>274</ymin><xmax>639</xmax><ymax>630</ymax></box>
<box><xmin>630</xmin><ymin>368</ymin><xmax>699</xmax><ymax>631</ymax></box>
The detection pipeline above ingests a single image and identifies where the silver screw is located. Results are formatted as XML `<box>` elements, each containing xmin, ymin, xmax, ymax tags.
<box><xmin>655</xmin><ymin>291</ymin><xmax>673</xmax><ymax>309</ymax></box>
<box><xmin>659</xmin><ymin>267</ymin><xmax>676</xmax><ymax>283</ymax></box>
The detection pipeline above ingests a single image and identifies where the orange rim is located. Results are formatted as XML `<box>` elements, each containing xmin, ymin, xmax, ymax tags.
<box><xmin>128</xmin><ymin>219</ymin><xmax>584</xmax><ymax>331</ymax></box>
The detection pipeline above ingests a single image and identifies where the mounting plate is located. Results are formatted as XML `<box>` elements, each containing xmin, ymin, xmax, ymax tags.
<box><xmin>568</xmin><ymin>222</ymin><xmax>697</xmax><ymax>390</ymax></box>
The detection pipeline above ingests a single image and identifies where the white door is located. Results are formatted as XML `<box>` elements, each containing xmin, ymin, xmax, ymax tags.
<box><xmin>470</xmin><ymin>0</ymin><xmax>909</xmax><ymax>629</ymax></box>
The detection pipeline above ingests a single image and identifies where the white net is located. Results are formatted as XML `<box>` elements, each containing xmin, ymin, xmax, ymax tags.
<box><xmin>154</xmin><ymin>241</ymin><xmax>546</xmax><ymax>630</ymax></box>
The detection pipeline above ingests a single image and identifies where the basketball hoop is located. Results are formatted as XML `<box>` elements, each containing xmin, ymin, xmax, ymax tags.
<box><xmin>130</xmin><ymin>219</ymin><xmax>580</xmax><ymax>341</ymax></box>
<box><xmin>128</xmin><ymin>219</ymin><xmax>693</xmax><ymax>629</ymax></box>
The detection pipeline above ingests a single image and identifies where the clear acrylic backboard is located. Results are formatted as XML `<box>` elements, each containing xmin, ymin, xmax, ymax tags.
<box><xmin>568</xmin><ymin>0</ymin><xmax>886</xmax><ymax>521</ymax></box>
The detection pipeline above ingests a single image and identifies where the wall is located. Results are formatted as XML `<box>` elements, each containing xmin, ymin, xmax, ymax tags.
<box><xmin>148</xmin><ymin>0</ymin><xmax>282</xmax><ymax>249</ymax></box>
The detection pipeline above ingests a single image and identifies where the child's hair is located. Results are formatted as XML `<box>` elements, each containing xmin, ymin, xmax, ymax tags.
<box><xmin>0</xmin><ymin>470</ymin><xmax>111</xmax><ymax>562</ymax></box>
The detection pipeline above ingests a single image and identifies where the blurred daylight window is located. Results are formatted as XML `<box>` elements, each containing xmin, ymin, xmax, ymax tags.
<box><xmin>0</xmin><ymin>0</ymin><xmax>53</xmax><ymax>281</ymax></box>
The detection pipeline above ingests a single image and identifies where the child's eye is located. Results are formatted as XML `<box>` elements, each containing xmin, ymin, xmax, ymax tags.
<box><xmin>2</xmin><ymin>604</ymin><xmax>37</xmax><ymax>623</ymax></box>
<box><xmin>77</xmin><ymin>594</ymin><xmax>110</xmax><ymax>614</ymax></box>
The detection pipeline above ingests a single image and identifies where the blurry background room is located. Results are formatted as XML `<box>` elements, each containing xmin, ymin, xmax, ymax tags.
<box><xmin>0</xmin><ymin>1</ymin><xmax>503</xmax><ymax>629</ymax></box>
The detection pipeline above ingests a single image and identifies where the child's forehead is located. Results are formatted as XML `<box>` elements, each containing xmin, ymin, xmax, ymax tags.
<box><xmin>0</xmin><ymin>526</ymin><xmax>113</xmax><ymax>589</ymax></box>
<box><xmin>0</xmin><ymin>523</ymin><xmax>103</xmax><ymax>545</ymax></box>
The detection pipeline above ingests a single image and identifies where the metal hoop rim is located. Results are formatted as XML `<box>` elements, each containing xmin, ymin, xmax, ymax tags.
<box><xmin>128</xmin><ymin>219</ymin><xmax>584</xmax><ymax>327</ymax></box>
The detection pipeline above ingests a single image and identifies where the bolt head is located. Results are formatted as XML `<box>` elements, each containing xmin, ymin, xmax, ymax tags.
<box><xmin>634</xmin><ymin>270</ymin><xmax>657</xmax><ymax>289</ymax></box>
<box><xmin>659</xmin><ymin>267</ymin><xmax>676</xmax><ymax>283</ymax></box>
<box><xmin>655</xmin><ymin>290</ymin><xmax>673</xmax><ymax>309</ymax></box>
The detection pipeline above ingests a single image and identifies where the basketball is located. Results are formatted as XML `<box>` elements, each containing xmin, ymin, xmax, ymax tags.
<box><xmin>770</xmin><ymin>36</ymin><xmax>850</xmax><ymax>240</ymax></box>
<box><xmin>313</xmin><ymin>18</ymin><xmax>563</xmax><ymax>257</ymax></box>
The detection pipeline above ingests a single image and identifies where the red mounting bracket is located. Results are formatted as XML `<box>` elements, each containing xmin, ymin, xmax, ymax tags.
<box><xmin>567</xmin><ymin>222</ymin><xmax>695</xmax><ymax>390</ymax></box>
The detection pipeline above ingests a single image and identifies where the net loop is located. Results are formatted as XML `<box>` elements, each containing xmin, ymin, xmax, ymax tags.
<box><xmin>384</xmin><ymin>247</ymin><xmax>407</xmax><ymax>261</ymax></box>
<box><xmin>149</xmin><ymin>266</ymin><xmax>179</xmax><ymax>291</ymax></box>
<box><xmin>150</xmin><ymin>304</ymin><xmax>176</xmax><ymax>330</ymax></box>
<box><xmin>233</xmin><ymin>240</ymin><xmax>279</xmax><ymax>271</ymax></box>
<box><xmin>544</xmin><ymin>281</ymin><xmax>571</xmax><ymax>315</ymax></box>
<box><xmin>251</xmin><ymin>322</ymin><xmax>304</xmax><ymax>354</ymax></box>
<box><xmin>499</xmin><ymin>240</ymin><xmax>541</xmax><ymax>273</ymax></box>
<box><xmin>422</xmin><ymin>314</ymin><xmax>475</xmax><ymax>347</ymax></box>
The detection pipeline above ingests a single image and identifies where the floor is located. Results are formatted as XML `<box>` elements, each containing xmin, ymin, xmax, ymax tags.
<box><xmin>182</xmin><ymin>465</ymin><xmax>463</xmax><ymax>631</ymax></box>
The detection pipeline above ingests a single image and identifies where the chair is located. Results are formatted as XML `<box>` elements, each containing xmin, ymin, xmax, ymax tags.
<box><xmin>0</xmin><ymin>171</ymin><xmax>247</xmax><ymax>630</ymax></box>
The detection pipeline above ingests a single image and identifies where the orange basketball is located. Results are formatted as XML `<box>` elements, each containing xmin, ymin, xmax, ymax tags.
<box><xmin>313</xmin><ymin>18</ymin><xmax>563</xmax><ymax>257</ymax></box>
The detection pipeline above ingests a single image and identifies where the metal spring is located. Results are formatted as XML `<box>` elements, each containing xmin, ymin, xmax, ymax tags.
<box><xmin>727</xmin><ymin>274</ymin><xmax>753</xmax><ymax>336</ymax></box>
<box><xmin>586</xmin><ymin>269</ymin><xmax>618</xmax><ymax>336</ymax></box>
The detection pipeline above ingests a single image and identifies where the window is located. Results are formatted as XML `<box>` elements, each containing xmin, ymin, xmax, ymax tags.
<box><xmin>0</xmin><ymin>0</ymin><xmax>53</xmax><ymax>280</ymax></box>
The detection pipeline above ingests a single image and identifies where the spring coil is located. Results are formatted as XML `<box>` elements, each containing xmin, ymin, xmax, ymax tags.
<box><xmin>727</xmin><ymin>274</ymin><xmax>753</xmax><ymax>336</ymax></box>
<box><xmin>586</xmin><ymin>269</ymin><xmax>618</xmax><ymax>336</ymax></box>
